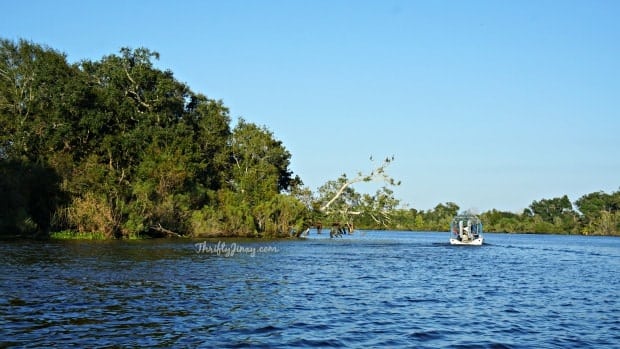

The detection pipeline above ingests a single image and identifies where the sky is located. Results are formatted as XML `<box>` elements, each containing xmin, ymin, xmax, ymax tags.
<box><xmin>2</xmin><ymin>0</ymin><xmax>619</xmax><ymax>212</ymax></box>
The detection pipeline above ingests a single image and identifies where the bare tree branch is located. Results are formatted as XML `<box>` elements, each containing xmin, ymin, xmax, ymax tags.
<box><xmin>319</xmin><ymin>155</ymin><xmax>398</xmax><ymax>213</ymax></box>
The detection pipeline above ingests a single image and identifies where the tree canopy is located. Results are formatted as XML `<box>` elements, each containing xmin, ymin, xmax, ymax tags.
<box><xmin>0</xmin><ymin>39</ymin><xmax>303</xmax><ymax>238</ymax></box>
<box><xmin>0</xmin><ymin>39</ymin><xmax>401</xmax><ymax>239</ymax></box>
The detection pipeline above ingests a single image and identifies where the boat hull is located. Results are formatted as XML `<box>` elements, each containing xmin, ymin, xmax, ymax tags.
<box><xmin>449</xmin><ymin>236</ymin><xmax>484</xmax><ymax>246</ymax></box>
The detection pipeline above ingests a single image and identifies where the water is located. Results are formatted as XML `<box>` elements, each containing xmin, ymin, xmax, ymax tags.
<box><xmin>1</xmin><ymin>231</ymin><xmax>619</xmax><ymax>348</ymax></box>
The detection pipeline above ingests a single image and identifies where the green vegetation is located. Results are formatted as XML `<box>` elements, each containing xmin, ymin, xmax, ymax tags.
<box><xmin>1</xmin><ymin>39</ymin><xmax>618</xmax><ymax>238</ymax></box>
<box><xmin>49</xmin><ymin>230</ymin><xmax>107</xmax><ymax>240</ymax></box>
<box><xmin>364</xmin><ymin>191</ymin><xmax>620</xmax><ymax>236</ymax></box>
<box><xmin>0</xmin><ymin>39</ymin><xmax>304</xmax><ymax>239</ymax></box>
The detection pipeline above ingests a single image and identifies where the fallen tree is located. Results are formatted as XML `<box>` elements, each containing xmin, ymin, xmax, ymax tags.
<box><xmin>298</xmin><ymin>156</ymin><xmax>401</xmax><ymax>237</ymax></box>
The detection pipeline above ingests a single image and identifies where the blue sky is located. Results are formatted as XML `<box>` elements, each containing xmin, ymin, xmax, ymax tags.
<box><xmin>2</xmin><ymin>0</ymin><xmax>619</xmax><ymax>212</ymax></box>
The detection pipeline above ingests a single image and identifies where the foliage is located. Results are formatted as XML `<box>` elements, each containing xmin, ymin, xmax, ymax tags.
<box><xmin>1</xmin><ymin>38</ymin><xmax>617</xmax><ymax>238</ymax></box>
<box><xmin>0</xmin><ymin>159</ymin><xmax>66</xmax><ymax>237</ymax></box>
<box><xmin>575</xmin><ymin>191</ymin><xmax>620</xmax><ymax>235</ymax></box>
<box><xmin>229</xmin><ymin>119</ymin><xmax>293</xmax><ymax>204</ymax></box>
<box><xmin>0</xmin><ymin>38</ymin><xmax>301</xmax><ymax>238</ymax></box>
<box><xmin>379</xmin><ymin>203</ymin><xmax>460</xmax><ymax>231</ymax></box>
<box><xmin>529</xmin><ymin>195</ymin><xmax>574</xmax><ymax>224</ymax></box>
<box><xmin>385</xmin><ymin>191</ymin><xmax>620</xmax><ymax>235</ymax></box>
<box><xmin>49</xmin><ymin>230</ymin><xmax>107</xmax><ymax>240</ymax></box>
<box><xmin>313</xmin><ymin>156</ymin><xmax>401</xmax><ymax>231</ymax></box>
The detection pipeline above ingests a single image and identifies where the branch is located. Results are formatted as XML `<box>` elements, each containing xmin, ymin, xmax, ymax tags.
<box><xmin>123</xmin><ymin>67</ymin><xmax>152</xmax><ymax>111</ymax></box>
<box><xmin>319</xmin><ymin>155</ymin><xmax>398</xmax><ymax>213</ymax></box>
<box><xmin>0</xmin><ymin>67</ymin><xmax>10</xmax><ymax>81</ymax></box>
<box><xmin>150</xmin><ymin>223</ymin><xmax>182</xmax><ymax>238</ymax></box>
<box><xmin>320</xmin><ymin>180</ymin><xmax>355</xmax><ymax>213</ymax></box>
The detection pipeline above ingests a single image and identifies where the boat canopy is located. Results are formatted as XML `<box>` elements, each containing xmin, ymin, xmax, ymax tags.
<box><xmin>450</xmin><ymin>213</ymin><xmax>483</xmax><ymax>237</ymax></box>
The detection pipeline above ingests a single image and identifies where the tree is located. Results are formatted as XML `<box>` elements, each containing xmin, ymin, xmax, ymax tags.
<box><xmin>529</xmin><ymin>195</ymin><xmax>574</xmax><ymax>223</ymax></box>
<box><xmin>0</xmin><ymin>39</ymin><xmax>79</xmax><ymax>163</ymax></box>
<box><xmin>189</xmin><ymin>118</ymin><xmax>301</xmax><ymax>237</ymax></box>
<box><xmin>358</xmin><ymin>187</ymin><xmax>400</xmax><ymax>227</ymax></box>
<box><xmin>575</xmin><ymin>191</ymin><xmax>619</xmax><ymax>221</ymax></box>
<box><xmin>188</xmin><ymin>94</ymin><xmax>231</xmax><ymax>192</ymax></box>
<box><xmin>424</xmin><ymin>202</ymin><xmax>460</xmax><ymax>231</ymax></box>
<box><xmin>61</xmin><ymin>47</ymin><xmax>197</xmax><ymax>237</ymax></box>
<box><xmin>229</xmin><ymin>119</ymin><xmax>294</xmax><ymax>204</ymax></box>
<box><xmin>313</xmin><ymin>156</ymin><xmax>401</xmax><ymax>233</ymax></box>
<box><xmin>315</xmin><ymin>174</ymin><xmax>363</xmax><ymax>226</ymax></box>
<box><xmin>0</xmin><ymin>39</ymin><xmax>77</xmax><ymax>236</ymax></box>
<box><xmin>481</xmin><ymin>209</ymin><xmax>521</xmax><ymax>233</ymax></box>
<box><xmin>575</xmin><ymin>189</ymin><xmax>620</xmax><ymax>235</ymax></box>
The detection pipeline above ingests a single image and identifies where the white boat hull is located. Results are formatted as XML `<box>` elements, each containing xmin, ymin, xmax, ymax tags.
<box><xmin>450</xmin><ymin>236</ymin><xmax>484</xmax><ymax>246</ymax></box>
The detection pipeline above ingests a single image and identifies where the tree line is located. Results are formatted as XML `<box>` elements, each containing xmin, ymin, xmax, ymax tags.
<box><xmin>1</xmin><ymin>39</ymin><xmax>618</xmax><ymax>238</ymax></box>
<box><xmin>362</xmin><ymin>190</ymin><xmax>619</xmax><ymax>236</ymax></box>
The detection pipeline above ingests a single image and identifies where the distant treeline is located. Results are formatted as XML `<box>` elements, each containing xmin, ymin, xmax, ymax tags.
<box><xmin>1</xmin><ymin>39</ymin><xmax>618</xmax><ymax>238</ymax></box>
<box><xmin>359</xmin><ymin>190</ymin><xmax>619</xmax><ymax>235</ymax></box>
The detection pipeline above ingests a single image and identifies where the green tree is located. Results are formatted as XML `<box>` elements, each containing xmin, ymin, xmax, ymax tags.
<box><xmin>187</xmin><ymin>95</ymin><xmax>231</xmax><ymax>192</ymax></box>
<box><xmin>0</xmin><ymin>39</ymin><xmax>311</xmax><ymax>238</ymax></box>
<box><xmin>575</xmin><ymin>190</ymin><xmax>620</xmax><ymax>235</ymax></box>
<box><xmin>358</xmin><ymin>187</ymin><xmax>400</xmax><ymax>227</ymax></box>
<box><xmin>481</xmin><ymin>209</ymin><xmax>521</xmax><ymax>232</ymax></box>
<box><xmin>0</xmin><ymin>39</ymin><xmax>78</xmax><ymax>163</ymax></box>
<box><xmin>0</xmin><ymin>39</ymin><xmax>76</xmax><ymax>236</ymax></box>
<box><xmin>229</xmin><ymin>119</ymin><xmax>294</xmax><ymax>203</ymax></box>
<box><xmin>62</xmin><ymin>48</ymin><xmax>184</xmax><ymax>236</ymax></box>
<box><xmin>424</xmin><ymin>202</ymin><xmax>459</xmax><ymax>230</ymax></box>
<box><xmin>529</xmin><ymin>195</ymin><xmax>573</xmax><ymax>223</ymax></box>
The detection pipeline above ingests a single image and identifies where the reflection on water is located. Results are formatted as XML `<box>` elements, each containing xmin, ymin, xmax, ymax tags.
<box><xmin>1</xmin><ymin>232</ymin><xmax>619</xmax><ymax>348</ymax></box>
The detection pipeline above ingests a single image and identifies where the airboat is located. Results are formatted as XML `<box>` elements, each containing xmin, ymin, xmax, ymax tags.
<box><xmin>450</xmin><ymin>213</ymin><xmax>484</xmax><ymax>246</ymax></box>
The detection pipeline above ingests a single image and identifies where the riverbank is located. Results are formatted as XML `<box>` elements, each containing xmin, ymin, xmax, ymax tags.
<box><xmin>2</xmin><ymin>228</ymin><xmax>618</xmax><ymax>241</ymax></box>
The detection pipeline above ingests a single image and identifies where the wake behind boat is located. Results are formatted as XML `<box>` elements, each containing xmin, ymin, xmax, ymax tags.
<box><xmin>450</xmin><ymin>213</ymin><xmax>484</xmax><ymax>246</ymax></box>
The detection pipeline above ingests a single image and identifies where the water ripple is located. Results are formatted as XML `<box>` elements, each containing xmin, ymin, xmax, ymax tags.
<box><xmin>1</xmin><ymin>232</ymin><xmax>619</xmax><ymax>348</ymax></box>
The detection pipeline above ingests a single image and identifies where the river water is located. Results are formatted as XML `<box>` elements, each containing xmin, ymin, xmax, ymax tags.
<box><xmin>1</xmin><ymin>231</ymin><xmax>619</xmax><ymax>348</ymax></box>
